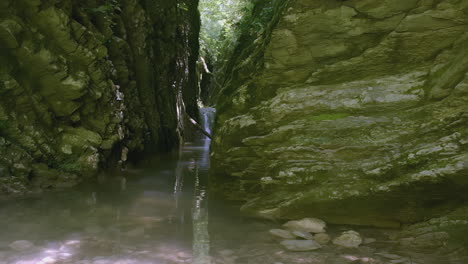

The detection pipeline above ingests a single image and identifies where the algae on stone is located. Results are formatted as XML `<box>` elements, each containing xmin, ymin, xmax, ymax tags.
<box><xmin>0</xmin><ymin>0</ymin><xmax>201</xmax><ymax>195</ymax></box>
<box><xmin>210</xmin><ymin>0</ymin><xmax>468</xmax><ymax>243</ymax></box>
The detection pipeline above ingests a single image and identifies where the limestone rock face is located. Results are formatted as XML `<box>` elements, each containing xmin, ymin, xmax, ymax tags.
<box><xmin>211</xmin><ymin>0</ymin><xmax>468</xmax><ymax>238</ymax></box>
<box><xmin>0</xmin><ymin>0</ymin><xmax>200</xmax><ymax>195</ymax></box>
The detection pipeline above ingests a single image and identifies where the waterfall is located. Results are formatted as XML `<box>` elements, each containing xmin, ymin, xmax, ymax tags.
<box><xmin>199</xmin><ymin>107</ymin><xmax>216</xmax><ymax>138</ymax></box>
<box><xmin>192</xmin><ymin>107</ymin><xmax>216</xmax><ymax>264</ymax></box>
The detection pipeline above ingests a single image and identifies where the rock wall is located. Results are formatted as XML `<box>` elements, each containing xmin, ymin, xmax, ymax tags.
<box><xmin>211</xmin><ymin>0</ymin><xmax>468</xmax><ymax>235</ymax></box>
<box><xmin>0</xmin><ymin>0</ymin><xmax>200</xmax><ymax>195</ymax></box>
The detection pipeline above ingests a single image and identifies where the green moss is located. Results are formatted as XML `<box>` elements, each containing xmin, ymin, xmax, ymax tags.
<box><xmin>307</xmin><ymin>113</ymin><xmax>350</xmax><ymax>121</ymax></box>
<box><xmin>58</xmin><ymin>162</ymin><xmax>82</xmax><ymax>173</ymax></box>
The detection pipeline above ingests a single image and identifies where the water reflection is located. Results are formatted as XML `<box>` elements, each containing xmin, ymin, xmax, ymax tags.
<box><xmin>0</xmin><ymin>141</ymin><xmax>212</xmax><ymax>263</ymax></box>
<box><xmin>192</xmin><ymin>107</ymin><xmax>215</xmax><ymax>264</ymax></box>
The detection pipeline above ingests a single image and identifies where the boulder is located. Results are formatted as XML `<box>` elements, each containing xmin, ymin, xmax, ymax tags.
<box><xmin>283</xmin><ymin>218</ymin><xmax>326</xmax><ymax>233</ymax></box>
<box><xmin>332</xmin><ymin>230</ymin><xmax>363</xmax><ymax>248</ymax></box>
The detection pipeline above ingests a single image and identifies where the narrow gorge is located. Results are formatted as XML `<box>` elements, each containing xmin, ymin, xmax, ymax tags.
<box><xmin>0</xmin><ymin>0</ymin><xmax>467</xmax><ymax>263</ymax></box>
<box><xmin>0</xmin><ymin>0</ymin><xmax>200</xmax><ymax>193</ymax></box>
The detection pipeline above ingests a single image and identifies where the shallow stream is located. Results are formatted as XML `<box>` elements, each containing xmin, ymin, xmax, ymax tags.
<box><xmin>0</xmin><ymin>108</ymin><xmax>466</xmax><ymax>264</ymax></box>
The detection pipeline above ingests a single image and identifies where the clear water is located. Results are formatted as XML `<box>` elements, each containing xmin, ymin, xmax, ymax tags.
<box><xmin>0</xmin><ymin>107</ymin><xmax>466</xmax><ymax>264</ymax></box>
<box><xmin>0</xmin><ymin>137</ymin><xmax>211</xmax><ymax>264</ymax></box>
<box><xmin>0</xmin><ymin>108</ymin><xmax>216</xmax><ymax>264</ymax></box>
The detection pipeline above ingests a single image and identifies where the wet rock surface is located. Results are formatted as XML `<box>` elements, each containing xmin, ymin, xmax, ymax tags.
<box><xmin>210</xmin><ymin>0</ymin><xmax>468</xmax><ymax>247</ymax></box>
<box><xmin>269</xmin><ymin>229</ymin><xmax>295</xmax><ymax>239</ymax></box>
<box><xmin>283</xmin><ymin>218</ymin><xmax>327</xmax><ymax>233</ymax></box>
<box><xmin>0</xmin><ymin>0</ymin><xmax>200</xmax><ymax>196</ymax></box>
<box><xmin>210</xmin><ymin>214</ymin><xmax>468</xmax><ymax>264</ymax></box>
<box><xmin>314</xmin><ymin>233</ymin><xmax>331</xmax><ymax>245</ymax></box>
<box><xmin>333</xmin><ymin>230</ymin><xmax>363</xmax><ymax>248</ymax></box>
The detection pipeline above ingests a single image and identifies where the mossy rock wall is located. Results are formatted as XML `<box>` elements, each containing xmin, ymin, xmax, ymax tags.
<box><xmin>0</xmin><ymin>0</ymin><xmax>200</xmax><ymax>195</ymax></box>
<box><xmin>211</xmin><ymin>0</ymin><xmax>468</xmax><ymax>233</ymax></box>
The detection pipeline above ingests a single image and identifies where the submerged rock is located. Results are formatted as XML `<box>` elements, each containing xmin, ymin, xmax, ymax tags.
<box><xmin>269</xmin><ymin>229</ymin><xmax>295</xmax><ymax>239</ymax></box>
<box><xmin>39</xmin><ymin>256</ymin><xmax>58</xmax><ymax>264</ymax></box>
<box><xmin>280</xmin><ymin>240</ymin><xmax>322</xmax><ymax>251</ymax></box>
<box><xmin>314</xmin><ymin>233</ymin><xmax>331</xmax><ymax>245</ymax></box>
<box><xmin>332</xmin><ymin>231</ymin><xmax>363</xmax><ymax>248</ymax></box>
<box><xmin>292</xmin><ymin>230</ymin><xmax>314</xmax><ymax>240</ymax></box>
<box><xmin>9</xmin><ymin>240</ymin><xmax>34</xmax><ymax>251</ymax></box>
<box><xmin>403</xmin><ymin>232</ymin><xmax>450</xmax><ymax>249</ymax></box>
<box><xmin>283</xmin><ymin>218</ymin><xmax>326</xmax><ymax>233</ymax></box>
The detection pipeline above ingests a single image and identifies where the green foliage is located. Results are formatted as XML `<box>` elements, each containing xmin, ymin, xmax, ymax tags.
<box><xmin>199</xmin><ymin>0</ymin><xmax>252</xmax><ymax>62</ymax></box>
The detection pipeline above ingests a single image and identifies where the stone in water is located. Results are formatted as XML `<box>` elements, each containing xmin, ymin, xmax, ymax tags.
<box><xmin>9</xmin><ymin>240</ymin><xmax>34</xmax><ymax>251</ymax></box>
<box><xmin>292</xmin><ymin>230</ymin><xmax>314</xmax><ymax>240</ymax></box>
<box><xmin>332</xmin><ymin>230</ymin><xmax>362</xmax><ymax>248</ymax></box>
<box><xmin>269</xmin><ymin>229</ymin><xmax>295</xmax><ymax>239</ymax></box>
<box><xmin>283</xmin><ymin>218</ymin><xmax>326</xmax><ymax>233</ymax></box>
<box><xmin>280</xmin><ymin>240</ymin><xmax>322</xmax><ymax>251</ymax></box>
<box><xmin>314</xmin><ymin>233</ymin><xmax>331</xmax><ymax>245</ymax></box>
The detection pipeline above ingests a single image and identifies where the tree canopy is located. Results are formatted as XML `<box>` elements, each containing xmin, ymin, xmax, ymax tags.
<box><xmin>199</xmin><ymin>0</ymin><xmax>252</xmax><ymax>62</ymax></box>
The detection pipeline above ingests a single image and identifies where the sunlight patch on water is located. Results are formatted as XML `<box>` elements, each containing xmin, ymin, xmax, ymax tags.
<box><xmin>0</xmin><ymin>108</ymin><xmax>217</xmax><ymax>264</ymax></box>
<box><xmin>6</xmin><ymin>239</ymin><xmax>193</xmax><ymax>264</ymax></box>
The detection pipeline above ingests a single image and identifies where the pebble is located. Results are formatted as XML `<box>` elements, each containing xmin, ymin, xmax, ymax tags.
<box><xmin>314</xmin><ymin>233</ymin><xmax>331</xmax><ymax>245</ymax></box>
<box><xmin>292</xmin><ymin>230</ymin><xmax>314</xmax><ymax>240</ymax></box>
<box><xmin>283</xmin><ymin>218</ymin><xmax>326</xmax><ymax>233</ymax></box>
<box><xmin>280</xmin><ymin>240</ymin><xmax>322</xmax><ymax>251</ymax></box>
<box><xmin>332</xmin><ymin>230</ymin><xmax>362</xmax><ymax>248</ymax></box>
<box><xmin>9</xmin><ymin>240</ymin><xmax>35</xmax><ymax>251</ymax></box>
<box><xmin>269</xmin><ymin>229</ymin><xmax>295</xmax><ymax>239</ymax></box>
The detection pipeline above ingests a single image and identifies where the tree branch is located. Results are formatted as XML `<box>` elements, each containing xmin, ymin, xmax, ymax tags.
<box><xmin>185</xmin><ymin>112</ymin><xmax>212</xmax><ymax>139</ymax></box>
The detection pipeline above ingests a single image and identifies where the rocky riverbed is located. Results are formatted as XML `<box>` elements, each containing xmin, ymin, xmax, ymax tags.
<box><xmin>1</xmin><ymin>172</ymin><xmax>467</xmax><ymax>264</ymax></box>
<box><xmin>208</xmin><ymin>211</ymin><xmax>468</xmax><ymax>264</ymax></box>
